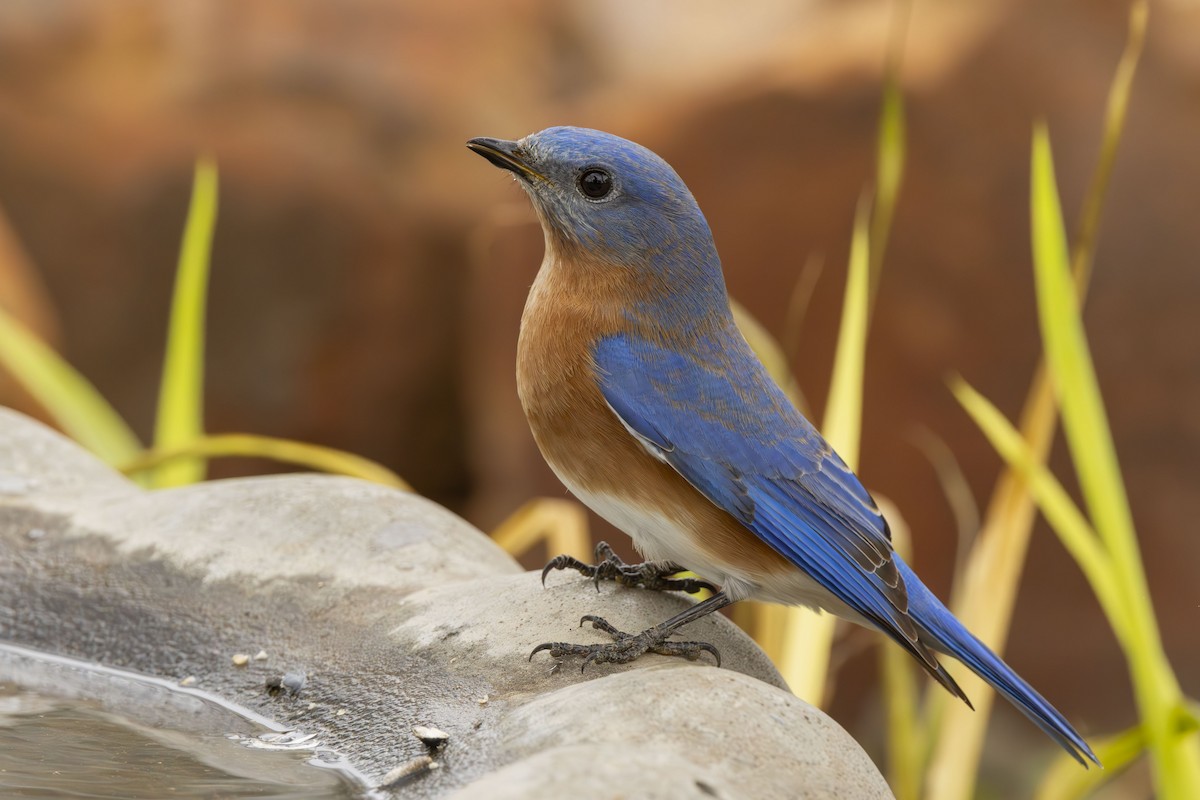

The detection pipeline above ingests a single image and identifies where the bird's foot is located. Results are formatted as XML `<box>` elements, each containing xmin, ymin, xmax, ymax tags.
<box><xmin>540</xmin><ymin>540</ymin><xmax>718</xmax><ymax>595</ymax></box>
<box><xmin>529</xmin><ymin>614</ymin><xmax>721</xmax><ymax>672</ymax></box>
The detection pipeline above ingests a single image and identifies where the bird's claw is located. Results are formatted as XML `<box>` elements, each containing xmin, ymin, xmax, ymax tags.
<box><xmin>540</xmin><ymin>554</ymin><xmax>594</xmax><ymax>588</ymax></box>
<box><xmin>528</xmin><ymin>641</ymin><xmax>556</xmax><ymax>661</ymax></box>
<box><xmin>539</xmin><ymin>541</ymin><xmax>718</xmax><ymax>595</ymax></box>
<box><xmin>529</xmin><ymin>614</ymin><xmax>722</xmax><ymax>671</ymax></box>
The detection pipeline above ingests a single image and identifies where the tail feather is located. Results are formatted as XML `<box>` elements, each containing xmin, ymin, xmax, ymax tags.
<box><xmin>896</xmin><ymin>557</ymin><xmax>1100</xmax><ymax>767</ymax></box>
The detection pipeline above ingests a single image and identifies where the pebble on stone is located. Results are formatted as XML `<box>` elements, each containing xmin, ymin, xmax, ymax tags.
<box><xmin>178</xmin><ymin>676</ymin><xmax>197</xmax><ymax>687</ymax></box>
<box><xmin>253</xmin><ymin>650</ymin><xmax>269</xmax><ymax>661</ymax></box>
<box><xmin>282</xmin><ymin>670</ymin><xmax>306</xmax><ymax>692</ymax></box>
<box><xmin>265</xmin><ymin>670</ymin><xmax>306</xmax><ymax>696</ymax></box>
<box><xmin>231</xmin><ymin>653</ymin><xmax>250</xmax><ymax>667</ymax></box>
<box><xmin>412</xmin><ymin>725</ymin><xmax>449</xmax><ymax>749</ymax></box>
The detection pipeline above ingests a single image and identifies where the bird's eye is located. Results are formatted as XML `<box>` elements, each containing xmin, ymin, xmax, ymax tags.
<box><xmin>578</xmin><ymin>168</ymin><xmax>613</xmax><ymax>200</ymax></box>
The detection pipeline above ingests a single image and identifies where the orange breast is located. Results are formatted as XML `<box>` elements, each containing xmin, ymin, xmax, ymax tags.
<box><xmin>515</xmin><ymin>253</ymin><xmax>791</xmax><ymax>578</ymax></box>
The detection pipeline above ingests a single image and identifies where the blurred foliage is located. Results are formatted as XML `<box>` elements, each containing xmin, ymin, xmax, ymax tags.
<box><xmin>0</xmin><ymin>161</ymin><xmax>408</xmax><ymax>491</ymax></box>
<box><xmin>777</xmin><ymin>187</ymin><xmax>874</xmax><ymax>703</ymax></box>
<box><xmin>927</xmin><ymin>4</ymin><xmax>1154</xmax><ymax>798</ymax></box>
<box><xmin>153</xmin><ymin>158</ymin><xmax>218</xmax><ymax>488</ymax></box>
<box><xmin>490</xmin><ymin>497</ymin><xmax>590</xmax><ymax>564</ymax></box>
<box><xmin>1025</xmin><ymin>114</ymin><xmax>1198</xmax><ymax>796</ymax></box>
<box><xmin>717</xmin><ymin>2</ymin><xmax>1197</xmax><ymax>799</ymax></box>
<box><xmin>775</xmin><ymin>1</ymin><xmax>909</xmax><ymax>704</ymax></box>
<box><xmin>944</xmin><ymin>109</ymin><xmax>1200</xmax><ymax>798</ymax></box>
<box><xmin>120</xmin><ymin>432</ymin><xmax>410</xmax><ymax>490</ymax></box>
<box><xmin>0</xmin><ymin>308</ymin><xmax>143</xmax><ymax>468</ymax></box>
<box><xmin>1036</xmin><ymin>709</ymin><xmax>1200</xmax><ymax>800</ymax></box>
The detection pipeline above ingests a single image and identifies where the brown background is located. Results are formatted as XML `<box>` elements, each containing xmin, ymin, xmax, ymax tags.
<box><xmin>1</xmin><ymin>0</ymin><xmax>1196</xmax><ymax>790</ymax></box>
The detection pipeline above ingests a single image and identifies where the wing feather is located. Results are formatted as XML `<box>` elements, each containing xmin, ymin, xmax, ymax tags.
<box><xmin>594</xmin><ymin>331</ymin><xmax>925</xmax><ymax>657</ymax></box>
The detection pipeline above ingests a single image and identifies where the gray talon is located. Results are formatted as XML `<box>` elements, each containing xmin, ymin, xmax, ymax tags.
<box><xmin>530</xmin><ymin>609</ymin><xmax>724</xmax><ymax>671</ymax></box>
<box><xmin>539</xmin><ymin>541</ymin><xmax>719</xmax><ymax>595</ymax></box>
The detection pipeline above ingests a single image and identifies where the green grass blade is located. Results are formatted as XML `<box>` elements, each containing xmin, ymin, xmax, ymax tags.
<box><xmin>778</xmin><ymin>191</ymin><xmax>872</xmax><ymax>704</ymax></box>
<box><xmin>1037</xmin><ymin>708</ymin><xmax>1198</xmax><ymax>800</ymax></box>
<box><xmin>927</xmin><ymin>6</ymin><xmax>1151</xmax><ymax>794</ymax></box>
<box><xmin>120</xmin><ymin>432</ymin><xmax>411</xmax><ymax>491</ymax></box>
<box><xmin>1032</xmin><ymin>125</ymin><xmax>1200</xmax><ymax>798</ymax></box>
<box><xmin>1030</xmin><ymin>128</ymin><xmax>1136</xmax><ymax>553</ymax></box>
<box><xmin>880</xmin><ymin>506</ymin><xmax>924</xmax><ymax>800</ymax></box>
<box><xmin>152</xmin><ymin>158</ymin><xmax>218</xmax><ymax>488</ymax></box>
<box><xmin>1036</xmin><ymin>724</ymin><xmax>1150</xmax><ymax>800</ymax></box>
<box><xmin>863</xmin><ymin>15</ymin><xmax>924</xmax><ymax>792</ymax></box>
<box><xmin>490</xmin><ymin>498</ymin><xmax>591</xmax><ymax>562</ymax></box>
<box><xmin>883</xmin><ymin>626</ymin><xmax>923</xmax><ymax>800</ymax></box>
<box><xmin>822</xmin><ymin>192</ymin><xmax>872</xmax><ymax>461</ymax></box>
<box><xmin>0</xmin><ymin>307</ymin><xmax>143</xmax><ymax>465</ymax></box>
<box><xmin>951</xmin><ymin>376</ymin><xmax>1124</xmax><ymax>631</ymax></box>
<box><xmin>1069</xmin><ymin>0</ymin><xmax>1147</xmax><ymax>294</ymax></box>
<box><xmin>728</xmin><ymin>298</ymin><xmax>805</xmax><ymax>654</ymax></box>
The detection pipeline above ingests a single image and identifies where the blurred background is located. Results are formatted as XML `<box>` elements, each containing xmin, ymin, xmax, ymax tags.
<box><xmin>0</xmin><ymin>0</ymin><xmax>1196</xmax><ymax>791</ymax></box>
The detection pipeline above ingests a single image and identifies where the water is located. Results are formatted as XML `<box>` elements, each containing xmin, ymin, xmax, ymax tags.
<box><xmin>0</xmin><ymin>644</ymin><xmax>368</xmax><ymax>799</ymax></box>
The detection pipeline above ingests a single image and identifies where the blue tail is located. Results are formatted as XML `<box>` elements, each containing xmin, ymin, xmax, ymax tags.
<box><xmin>896</xmin><ymin>557</ymin><xmax>1100</xmax><ymax>766</ymax></box>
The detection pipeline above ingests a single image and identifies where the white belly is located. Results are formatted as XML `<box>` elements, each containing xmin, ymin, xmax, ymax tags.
<box><xmin>547</xmin><ymin>459</ymin><xmax>865</xmax><ymax>620</ymax></box>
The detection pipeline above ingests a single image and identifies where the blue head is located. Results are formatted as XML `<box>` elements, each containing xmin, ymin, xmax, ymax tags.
<box><xmin>468</xmin><ymin>126</ymin><xmax>729</xmax><ymax>317</ymax></box>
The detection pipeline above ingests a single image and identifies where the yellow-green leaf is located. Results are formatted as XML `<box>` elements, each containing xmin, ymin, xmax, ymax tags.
<box><xmin>777</xmin><ymin>191</ymin><xmax>872</xmax><ymax>704</ymax></box>
<box><xmin>1031</xmin><ymin>127</ymin><xmax>1136</xmax><ymax>555</ymax></box>
<box><xmin>0</xmin><ymin>307</ymin><xmax>142</xmax><ymax>465</ymax></box>
<box><xmin>950</xmin><ymin>376</ymin><xmax>1124</xmax><ymax>634</ymax></box>
<box><xmin>926</xmin><ymin>5</ymin><xmax>1152</xmax><ymax>795</ymax></box>
<box><xmin>1037</xmin><ymin>703</ymin><xmax>1198</xmax><ymax>800</ymax></box>
<box><xmin>121</xmin><ymin>432</ymin><xmax>410</xmax><ymax>490</ymax></box>
<box><xmin>1032</xmin><ymin>124</ymin><xmax>1200</xmax><ymax>798</ymax></box>
<box><xmin>1036</xmin><ymin>723</ymin><xmax>1148</xmax><ymax>800</ymax></box>
<box><xmin>152</xmin><ymin>158</ymin><xmax>218</xmax><ymax>487</ymax></box>
<box><xmin>822</xmin><ymin>191</ymin><xmax>872</xmax><ymax>462</ymax></box>
<box><xmin>490</xmin><ymin>497</ymin><xmax>591</xmax><ymax>562</ymax></box>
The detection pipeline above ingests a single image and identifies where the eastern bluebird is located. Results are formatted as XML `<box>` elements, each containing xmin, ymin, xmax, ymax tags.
<box><xmin>468</xmin><ymin>126</ymin><xmax>1098</xmax><ymax>766</ymax></box>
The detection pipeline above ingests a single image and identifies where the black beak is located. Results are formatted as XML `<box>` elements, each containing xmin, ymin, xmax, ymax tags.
<box><xmin>466</xmin><ymin>137</ymin><xmax>545</xmax><ymax>181</ymax></box>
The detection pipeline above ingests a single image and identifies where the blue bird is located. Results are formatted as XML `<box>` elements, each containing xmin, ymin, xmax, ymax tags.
<box><xmin>468</xmin><ymin>126</ymin><xmax>1098</xmax><ymax>766</ymax></box>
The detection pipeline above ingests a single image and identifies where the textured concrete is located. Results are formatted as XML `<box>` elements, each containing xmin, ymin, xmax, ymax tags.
<box><xmin>0</xmin><ymin>408</ymin><xmax>892</xmax><ymax>797</ymax></box>
<box><xmin>470</xmin><ymin>665</ymin><xmax>890</xmax><ymax>800</ymax></box>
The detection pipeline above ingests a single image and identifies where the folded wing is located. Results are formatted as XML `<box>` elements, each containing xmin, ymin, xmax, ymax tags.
<box><xmin>593</xmin><ymin>331</ymin><xmax>963</xmax><ymax>695</ymax></box>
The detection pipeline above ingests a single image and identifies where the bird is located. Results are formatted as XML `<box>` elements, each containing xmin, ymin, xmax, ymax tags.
<box><xmin>467</xmin><ymin>125</ymin><xmax>1098</xmax><ymax>766</ymax></box>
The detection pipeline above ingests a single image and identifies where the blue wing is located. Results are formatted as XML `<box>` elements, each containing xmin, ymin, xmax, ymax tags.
<box><xmin>593</xmin><ymin>329</ymin><xmax>1099</xmax><ymax>765</ymax></box>
<box><xmin>592</xmin><ymin>330</ymin><xmax>946</xmax><ymax>674</ymax></box>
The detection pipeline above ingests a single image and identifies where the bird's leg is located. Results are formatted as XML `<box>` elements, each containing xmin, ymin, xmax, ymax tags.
<box><xmin>540</xmin><ymin>540</ymin><xmax>719</xmax><ymax>595</ymax></box>
<box><xmin>530</xmin><ymin>591</ymin><xmax>732</xmax><ymax>671</ymax></box>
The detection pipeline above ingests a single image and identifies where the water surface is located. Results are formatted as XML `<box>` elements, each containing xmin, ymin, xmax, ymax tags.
<box><xmin>0</xmin><ymin>644</ymin><xmax>366</xmax><ymax>799</ymax></box>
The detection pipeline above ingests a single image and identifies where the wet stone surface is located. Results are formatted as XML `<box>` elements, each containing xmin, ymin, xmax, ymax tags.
<box><xmin>0</xmin><ymin>409</ymin><xmax>892</xmax><ymax>798</ymax></box>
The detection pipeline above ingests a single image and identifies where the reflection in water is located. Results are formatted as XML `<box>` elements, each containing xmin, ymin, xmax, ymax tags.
<box><xmin>0</xmin><ymin>683</ymin><xmax>361</xmax><ymax>799</ymax></box>
<box><xmin>1</xmin><ymin>681</ymin><xmax>360</xmax><ymax>800</ymax></box>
